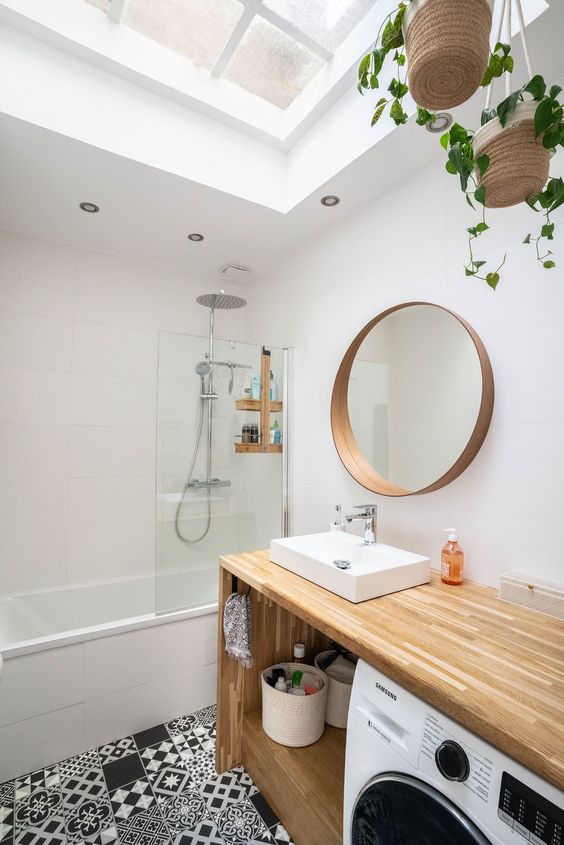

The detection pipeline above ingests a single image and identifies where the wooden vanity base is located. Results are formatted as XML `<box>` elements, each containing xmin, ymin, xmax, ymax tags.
<box><xmin>216</xmin><ymin>566</ymin><xmax>343</xmax><ymax>845</ymax></box>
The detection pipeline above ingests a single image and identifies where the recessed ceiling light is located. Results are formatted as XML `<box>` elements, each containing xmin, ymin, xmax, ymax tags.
<box><xmin>187</xmin><ymin>233</ymin><xmax>205</xmax><ymax>242</ymax></box>
<box><xmin>321</xmin><ymin>195</ymin><xmax>340</xmax><ymax>207</ymax></box>
<box><xmin>426</xmin><ymin>112</ymin><xmax>453</xmax><ymax>133</ymax></box>
<box><xmin>79</xmin><ymin>201</ymin><xmax>100</xmax><ymax>213</ymax></box>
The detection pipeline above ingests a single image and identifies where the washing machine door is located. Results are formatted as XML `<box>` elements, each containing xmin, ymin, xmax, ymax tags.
<box><xmin>352</xmin><ymin>773</ymin><xmax>492</xmax><ymax>845</ymax></box>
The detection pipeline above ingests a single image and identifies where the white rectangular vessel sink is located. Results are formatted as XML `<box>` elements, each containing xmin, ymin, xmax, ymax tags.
<box><xmin>270</xmin><ymin>532</ymin><xmax>430</xmax><ymax>603</ymax></box>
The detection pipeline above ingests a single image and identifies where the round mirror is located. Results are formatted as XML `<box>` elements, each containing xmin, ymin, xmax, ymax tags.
<box><xmin>331</xmin><ymin>303</ymin><xmax>494</xmax><ymax>496</ymax></box>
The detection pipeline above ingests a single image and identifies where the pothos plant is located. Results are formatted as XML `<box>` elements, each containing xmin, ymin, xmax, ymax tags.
<box><xmin>441</xmin><ymin>61</ymin><xmax>564</xmax><ymax>288</ymax></box>
<box><xmin>357</xmin><ymin>1</ymin><xmax>436</xmax><ymax>130</ymax></box>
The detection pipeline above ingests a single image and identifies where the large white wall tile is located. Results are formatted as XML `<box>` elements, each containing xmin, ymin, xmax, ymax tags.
<box><xmin>70</xmin><ymin>426</ymin><xmax>155</xmax><ymax>478</ymax></box>
<box><xmin>0</xmin><ymin>311</ymin><xmax>73</xmax><ymax>371</ymax></box>
<box><xmin>0</xmin><ymin>646</ymin><xmax>84</xmax><ymax>728</ymax></box>
<box><xmin>0</xmin><ymin>230</ymin><xmax>75</xmax><ymax>319</ymax></box>
<box><xmin>0</xmin><ymin>477</ymin><xmax>68</xmax><ymax>540</ymax></box>
<box><xmin>70</xmin><ymin>373</ymin><xmax>156</xmax><ymax>427</ymax></box>
<box><xmin>0</xmin><ymin>704</ymin><xmax>84</xmax><ymax>782</ymax></box>
<box><xmin>0</xmin><ymin>424</ymin><xmax>69</xmax><ymax>479</ymax></box>
<box><xmin>0</xmin><ymin>535</ymin><xmax>68</xmax><ymax>593</ymax></box>
<box><xmin>0</xmin><ymin>369</ymin><xmax>70</xmax><ymax>424</ymax></box>
<box><xmin>84</xmin><ymin>616</ymin><xmax>204</xmax><ymax>698</ymax></box>
<box><xmin>72</xmin><ymin>322</ymin><xmax>157</xmax><ymax>379</ymax></box>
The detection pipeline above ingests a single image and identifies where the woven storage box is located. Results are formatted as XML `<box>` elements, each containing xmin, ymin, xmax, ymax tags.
<box><xmin>404</xmin><ymin>0</ymin><xmax>493</xmax><ymax>111</ymax></box>
<box><xmin>499</xmin><ymin>571</ymin><xmax>564</xmax><ymax>620</ymax></box>
<box><xmin>314</xmin><ymin>651</ymin><xmax>355</xmax><ymax>729</ymax></box>
<box><xmin>261</xmin><ymin>663</ymin><xmax>328</xmax><ymax>747</ymax></box>
<box><xmin>473</xmin><ymin>101</ymin><xmax>550</xmax><ymax>208</ymax></box>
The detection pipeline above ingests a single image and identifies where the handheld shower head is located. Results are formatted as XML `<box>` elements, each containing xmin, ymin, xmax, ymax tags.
<box><xmin>195</xmin><ymin>360</ymin><xmax>211</xmax><ymax>378</ymax></box>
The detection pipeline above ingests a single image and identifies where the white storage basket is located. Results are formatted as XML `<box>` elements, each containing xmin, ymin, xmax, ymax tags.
<box><xmin>261</xmin><ymin>662</ymin><xmax>328</xmax><ymax>747</ymax></box>
<box><xmin>314</xmin><ymin>651</ymin><xmax>355</xmax><ymax>729</ymax></box>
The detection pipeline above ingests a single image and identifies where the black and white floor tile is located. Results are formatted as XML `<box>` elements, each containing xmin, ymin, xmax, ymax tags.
<box><xmin>0</xmin><ymin>706</ymin><xmax>295</xmax><ymax>845</ymax></box>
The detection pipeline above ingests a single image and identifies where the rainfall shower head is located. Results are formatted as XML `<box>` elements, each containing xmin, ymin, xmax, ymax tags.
<box><xmin>195</xmin><ymin>360</ymin><xmax>211</xmax><ymax>377</ymax></box>
<box><xmin>196</xmin><ymin>293</ymin><xmax>247</xmax><ymax>310</ymax></box>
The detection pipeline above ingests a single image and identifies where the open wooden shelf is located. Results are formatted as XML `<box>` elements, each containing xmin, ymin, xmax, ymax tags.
<box><xmin>234</xmin><ymin>443</ymin><xmax>282</xmax><ymax>454</ymax></box>
<box><xmin>235</xmin><ymin>398</ymin><xmax>283</xmax><ymax>413</ymax></box>
<box><xmin>241</xmin><ymin>709</ymin><xmax>345</xmax><ymax>845</ymax></box>
<box><xmin>234</xmin><ymin>348</ymin><xmax>282</xmax><ymax>455</ymax></box>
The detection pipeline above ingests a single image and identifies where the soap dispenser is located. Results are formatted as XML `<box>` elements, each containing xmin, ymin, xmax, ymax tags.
<box><xmin>441</xmin><ymin>529</ymin><xmax>464</xmax><ymax>586</ymax></box>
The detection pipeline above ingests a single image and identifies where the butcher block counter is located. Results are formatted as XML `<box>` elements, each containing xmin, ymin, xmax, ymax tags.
<box><xmin>215</xmin><ymin>549</ymin><xmax>564</xmax><ymax>845</ymax></box>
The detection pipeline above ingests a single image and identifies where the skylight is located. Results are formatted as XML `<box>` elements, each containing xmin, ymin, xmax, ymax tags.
<box><xmin>82</xmin><ymin>0</ymin><xmax>374</xmax><ymax>109</ymax></box>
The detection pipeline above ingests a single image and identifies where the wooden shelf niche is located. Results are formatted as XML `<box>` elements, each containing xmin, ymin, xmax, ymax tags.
<box><xmin>234</xmin><ymin>347</ymin><xmax>283</xmax><ymax>454</ymax></box>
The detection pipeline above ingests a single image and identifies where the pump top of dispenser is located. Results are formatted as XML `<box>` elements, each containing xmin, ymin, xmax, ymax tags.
<box><xmin>444</xmin><ymin>528</ymin><xmax>458</xmax><ymax>541</ymax></box>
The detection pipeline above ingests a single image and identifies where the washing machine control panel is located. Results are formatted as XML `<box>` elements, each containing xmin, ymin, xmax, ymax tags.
<box><xmin>498</xmin><ymin>771</ymin><xmax>563</xmax><ymax>844</ymax></box>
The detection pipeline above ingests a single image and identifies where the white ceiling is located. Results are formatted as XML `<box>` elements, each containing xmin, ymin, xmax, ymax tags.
<box><xmin>0</xmin><ymin>0</ymin><xmax>561</xmax><ymax>282</ymax></box>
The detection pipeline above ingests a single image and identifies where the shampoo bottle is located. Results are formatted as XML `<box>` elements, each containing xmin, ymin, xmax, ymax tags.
<box><xmin>441</xmin><ymin>529</ymin><xmax>464</xmax><ymax>586</ymax></box>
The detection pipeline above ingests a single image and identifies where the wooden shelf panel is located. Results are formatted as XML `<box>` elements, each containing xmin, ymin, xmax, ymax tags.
<box><xmin>234</xmin><ymin>443</ymin><xmax>282</xmax><ymax>453</ymax></box>
<box><xmin>241</xmin><ymin>709</ymin><xmax>345</xmax><ymax>845</ymax></box>
<box><xmin>235</xmin><ymin>399</ymin><xmax>283</xmax><ymax>413</ymax></box>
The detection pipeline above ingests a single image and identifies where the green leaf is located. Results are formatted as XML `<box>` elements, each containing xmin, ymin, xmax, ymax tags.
<box><xmin>503</xmin><ymin>55</ymin><xmax>514</xmax><ymax>73</ymax></box>
<box><xmin>474</xmin><ymin>185</ymin><xmax>486</xmax><ymax>206</ymax></box>
<box><xmin>486</xmin><ymin>272</ymin><xmax>500</xmax><ymax>289</ymax></box>
<box><xmin>358</xmin><ymin>54</ymin><xmax>370</xmax><ymax>80</ymax></box>
<box><xmin>543</xmin><ymin>260</ymin><xmax>556</xmax><ymax>269</ymax></box>
<box><xmin>523</xmin><ymin>234</ymin><xmax>531</xmax><ymax>244</ymax></box>
<box><xmin>542</xmin><ymin>125</ymin><xmax>562</xmax><ymax>149</ymax></box>
<box><xmin>388</xmin><ymin>78</ymin><xmax>409</xmax><ymax>99</ymax></box>
<box><xmin>476</xmin><ymin>154</ymin><xmax>490</xmax><ymax>177</ymax></box>
<box><xmin>371</xmin><ymin>97</ymin><xmax>388</xmax><ymax>126</ymax></box>
<box><xmin>465</xmin><ymin>194</ymin><xmax>475</xmax><ymax>209</ymax></box>
<box><xmin>535</xmin><ymin>98</ymin><xmax>557</xmax><ymax>137</ymax></box>
<box><xmin>467</xmin><ymin>226</ymin><xmax>478</xmax><ymax>236</ymax></box>
<box><xmin>449</xmin><ymin>123</ymin><xmax>469</xmax><ymax>145</ymax></box>
<box><xmin>549</xmin><ymin>85</ymin><xmax>563</xmax><ymax>100</ymax></box>
<box><xmin>481</xmin><ymin>108</ymin><xmax>497</xmax><ymax>126</ymax></box>
<box><xmin>440</xmin><ymin>132</ymin><xmax>450</xmax><ymax>150</ymax></box>
<box><xmin>497</xmin><ymin>91</ymin><xmax>520</xmax><ymax>127</ymax></box>
<box><xmin>372</xmin><ymin>48</ymin><xmax>385</xmax><ymax>76</ymax></box>
<box><xmin>369</xmin><ymin>73</ymin><xmax>379</xmax><ymax>89</ymax></box>
<box><xmin>476</xmin><ymin>222</ymin><xmax>489</xmax><ymax>234</ymax></box>
<box><xmin>389</xmin><ymin>98</ymin><xmax>408</xmax><ymax>125</ymax></box>
<box><xmin>445</xmin><ymin>160</ymin><xmax>457</xmax><ymax>175</ymax></box>
<box><xmin>541</xmin><ymin>223</ymin><xmax>555</xmax><ymax>239</ymax></box>
<box><xmin>524</xmin><ymin>74</ymin><xmax>546</xmax><ymax>100</ymax></box>
<box><xmin>396</xmin><ymin>52</ymin><xmax>406</xmax><ymax>66</ymax></box>
<box><xmin>474</xmin><ymin>260</ymin><xmax>487</xmax><ymax>268</ymax></box>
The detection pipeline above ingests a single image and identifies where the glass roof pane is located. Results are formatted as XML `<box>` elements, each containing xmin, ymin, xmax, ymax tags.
<box><xmin>263</xmin><ymin>0</ymin><xmax>374</xmax><ymax>50</ymax></box>
<box><xmin>84</xmin><ymin>0</ymin><xmax>110</xmax><ymax>10</ymax></box>
<box><xmin>223</xmin><ymin>16</ymin><xmax>324</xmax><ymax>110</ymax></box>
<box><xmin>121</xmin><ymin>0</ymin><xmax>245</xmax><ymax>71</ymax></box>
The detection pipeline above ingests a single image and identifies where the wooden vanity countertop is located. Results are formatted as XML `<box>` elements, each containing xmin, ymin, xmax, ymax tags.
<box><xmin>219</xmin><ymin>549</ymin><xmax>564</xmax><ymax>791</ymax></box>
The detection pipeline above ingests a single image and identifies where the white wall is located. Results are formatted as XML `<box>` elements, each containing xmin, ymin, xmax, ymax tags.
<box><xmin>244</xmin><ymin>156</ymin><xmax>564</xmax><ymax>588</ymax></box>
<box><xmin>0</xmin><ymin>228</ymin><xmax>245</xmax><ymax>594</ymax></box>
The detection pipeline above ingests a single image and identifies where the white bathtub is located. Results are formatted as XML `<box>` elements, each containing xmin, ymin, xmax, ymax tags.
<box><xmin>0</xmin><ymin>567</ymin><xmax>219</xmax><ymax>781</ymax></box>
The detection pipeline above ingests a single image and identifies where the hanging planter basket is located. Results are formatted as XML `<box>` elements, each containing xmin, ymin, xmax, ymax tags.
<box><xmin>473</xmin><ymin>101</ymin><xmax>551</xmax><ymax>207</ymax></box>
<box><xmin>403</xmin><ymin>0</ymin><xmax>494</xmax><ymax>111</ymax></box>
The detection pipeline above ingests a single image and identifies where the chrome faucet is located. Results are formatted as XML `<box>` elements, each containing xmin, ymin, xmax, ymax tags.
<box><xmin>345</xmin><ymin>504</ymin><xmax>378</xmax><ymax>545</ymax></box>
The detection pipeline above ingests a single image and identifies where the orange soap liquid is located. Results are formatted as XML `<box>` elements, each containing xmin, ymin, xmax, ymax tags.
<box><xmin>441</xmin><ymin>542</ymin><xmax>464</xmax><ymax>585</ymax></box>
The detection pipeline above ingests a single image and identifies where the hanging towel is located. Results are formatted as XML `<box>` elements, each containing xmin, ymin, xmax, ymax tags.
<box><xmin>223</xmin><ymin>592</ymin><xmax>253</xmax><ymax>668</ymax></box>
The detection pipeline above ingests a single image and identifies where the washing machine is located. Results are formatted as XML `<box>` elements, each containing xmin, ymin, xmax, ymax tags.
<box><xmin>344</xmin><ymin>660</ymin><xmax>563</xmax><ymax>845</ymax></box>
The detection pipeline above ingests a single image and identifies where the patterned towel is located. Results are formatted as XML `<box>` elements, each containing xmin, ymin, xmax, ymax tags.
<box><xmin>223</xmin><ymin>592</ymin><xmax>253</xmax><ymax>668</ymax></box>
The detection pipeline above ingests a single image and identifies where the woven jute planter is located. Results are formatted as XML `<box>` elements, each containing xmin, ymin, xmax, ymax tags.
<box><xmin>473</xmin><ymin>101</ymin><xmax>551</xmax><ymax>208</ymax></box>
<box><xmin>261</xmin><ymin>663</ymin><xmax>328</xmax><ymax>747</ymax></box>
<box><xmin>404</xmin><ymin>0</ymin><xmax>493</xmax><ymax>111</ymax></box>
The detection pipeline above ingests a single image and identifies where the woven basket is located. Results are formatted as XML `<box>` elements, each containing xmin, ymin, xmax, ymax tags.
<box><xmin>261</xmin><ymin>663</ymin><xmax>328</xmax><ymax>747</ymax></box>
<box><xmin>473</xmin><ymin>101</ymin><xmax>550</xmax><ymax>208</ymax></box>
<box><xmin>314</xmin><ymin>651</ymin><xmax>355</xmax><ymax>729</ymax></box>
<box><xmin>404</xmin><ymin>0</ymin><xmax>493</xmax><ymax>111</ymax></box>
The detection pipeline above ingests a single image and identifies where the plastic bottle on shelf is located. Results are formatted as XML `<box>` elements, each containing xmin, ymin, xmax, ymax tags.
<box><xmin>269</xmin><ymin>370</ymin><xmax>279</xmax><ymax>401</ymax></box>
<box><xmin>441</xmin><ymin>529</ymin><xmax>464</xmax><ymax>585</ymax></box>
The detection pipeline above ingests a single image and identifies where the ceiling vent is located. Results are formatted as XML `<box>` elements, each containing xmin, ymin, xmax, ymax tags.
<box><xmin>221</xmin><ymin>264</ymin><xmax>250</xmax><ymax>277</ymax></box>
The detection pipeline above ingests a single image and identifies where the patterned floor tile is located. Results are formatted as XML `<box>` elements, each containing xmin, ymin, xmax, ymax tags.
<box><xmin>14</xmin><ymin>789</ymin><xmax>62</xmax><ymax>832</ymax></box>
<box><xmin>0</xmin><ymin>804</ymin><xmax>14</xmax><ymax>842</ymax></box>
<box><xmin>165</xmin><ymin>716</ymin><xmax>199</xmax><ymax>739</ymax></box>
<box><xmin>14</xmin><ymin>814</ymin><xmax>66</xmax><ymax>845</ymax></box>
<box><xmin>0</xmin><ymin>783</ymin><xmax>14</xmax><ymax>804</ymax></box>
<box><xmin>148</xmin><ymin>767</ymin><xmax>193</xmax><ymax>802</ymax></box>
<box><xmin>14</xmin><ymin>768</ymin><xmax>59</xmax><ymax>803</ymax></box>
<box><xmin>64</xmin><ymin>798</ymin><xmax>113</xmax><ymax>845</ymax></box>
<box><xmin>199</xmin><ymin>774</ymin><xmax>246</xmax><ymax>816</ymax></box>
<box><xmin>173</xmin><ymin>727</ymin><xmax>215</xmax><ymax>760</ymax></box>
<box><xmin>134</xmin><ymin>725</ymin><xmax>170</xmax><ymax>752</ymax></box>
<box><xmin>182</xmin><ymin>752</ymin><xmax>216</xmax><ymax>789</ymax></box>
<box><xmin>81</xmin><ymin>822</ymin><xmax>119</xmax><ymax>845</ymax></box>
<box><xmin>109</xmin><ymin>779</ymin><xmax>155</xmax><ymax>821</ymax></box>
<box><xmin>141</xmin><ymin>741</ymin><xmax>183</xmax><ymax>775</ymax></box>
<box><xmin>97</xmin><ymin>738</ymin><xmax>136</xmax><ymax>766</ymax></box>
<box><xmin>249</xmin><ymin>795</ymin><xmax>277</xmax><ymax>831</ymax></box>
<box><xmin>172</xmin><ymin>817</ymin><xmax>225</xmax><ymax>845</ymax></box>
<box><xmin>215</xmin><ymin>800</ymin><xmax>270</xmax><ymax>845</ymax></box>
<box><xmin>62</xmin><ymin>768</ymin><xmax>107</xmax><ymax>809</ymax></box>
<box><xmin>59</xmin><ymin>751</ymin><xmax>99</xmax><ymax>783</ymax></box>
<box><xmin>102</xmin><ymin>754</ymin><xmax>145</xmax><ymax>793</ymax></box>
<box><xmin>229</xmin><ymin>768</ymin><xmax>258</xmax><ymax>800</ymax></box>
<box><xmin>158</xmin><ymin>791</ymin><xmax>207</xmax><ymax>834</ymax></box>
<box><xmin>116</xmin><ymin>804</ymin><xmax>169</xmax><ymax>845</ymax></box>
<box><xmin>268</xmin><ymin>824</ymin><xmax>294</xmax><ymax>845</ymax></box>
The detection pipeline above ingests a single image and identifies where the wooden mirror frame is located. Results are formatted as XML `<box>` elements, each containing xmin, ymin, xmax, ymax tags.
<box><xmin>331</xmin><ymin>302</ymin><xmax>494</xmax><ymax>496</ymax></box>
